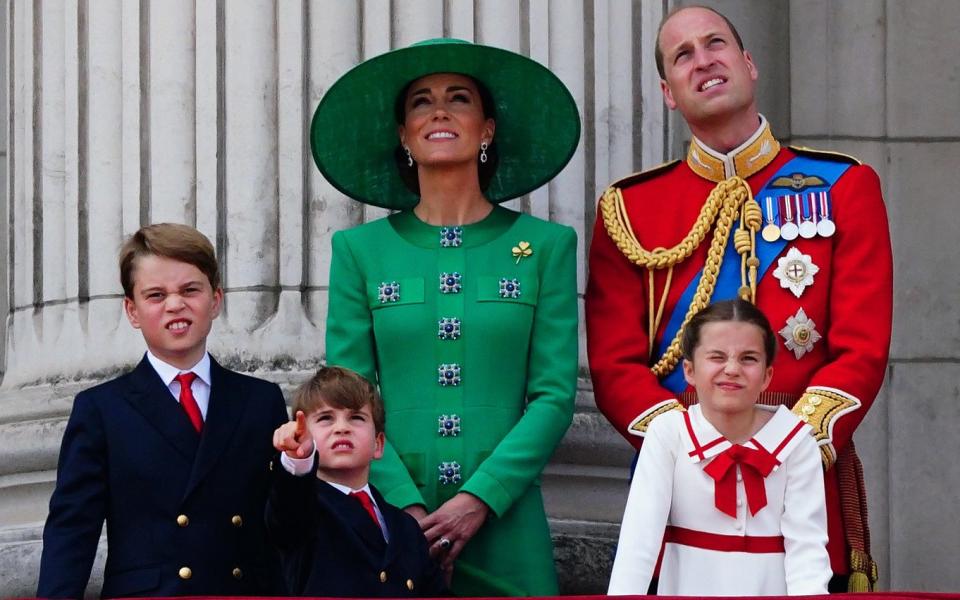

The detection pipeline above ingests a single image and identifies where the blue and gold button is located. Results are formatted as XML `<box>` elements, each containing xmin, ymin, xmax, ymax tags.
<box><xmin>378</xmin><ymin>281</ymin><xmax>400</xmax><ymax>303</ymax></box>
<box><xmin>438</xmin><ymin>414</ymin><xmax>461</xmax><ymax>437</ymax></box>
<box><xmin>438</xmin><ymin>364</ymin><xmax>461</xmax><ymax>386</ymax></box>
<box><xmin>438</xmin><ymin>461</ymin><xmax>462</xmax><ymax>485</ymax></box>
<box><xmin>437</xmin><ymin>317</ymin><xmax>461</xmax><ymax>340</ymax></box>
<box><xmin>440</xmin><ymin>226</ymin><xmax>463</xmax><ymax>248</ymax></box>
<box><xmin>439</xmin><ymin>272</ymin><xmax>462</xmax><ymax>294</ymax></box>
<box><xmin>499</xmin><ymin>277</ymin><xmax>521</xmax><ymax>299</ymax></box>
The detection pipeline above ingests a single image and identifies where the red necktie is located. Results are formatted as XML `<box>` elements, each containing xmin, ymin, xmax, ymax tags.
<box><xmin>350</xmin><ymin>490</ymin><xmax>381</xmax><ymax>531</ymax></box>
<box><xmin>702</xmin><ymin>444</ymin><xmax>779</xmax><ymax>518</ymax></box>
<box><xmin>175</xmin><ymin>372</ymin><xmax>203</xmax><ymax>433</ymax></box>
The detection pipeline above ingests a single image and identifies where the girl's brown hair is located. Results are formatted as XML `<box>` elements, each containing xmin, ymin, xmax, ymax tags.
<box><xmin>681</xmin><ymin>299</ymin><xmax>777</xmax><ymax>365</ymax></box>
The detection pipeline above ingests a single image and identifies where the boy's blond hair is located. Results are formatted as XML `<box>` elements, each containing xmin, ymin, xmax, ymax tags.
<box><xmin>292</xmin><ymin>366</ymin><xmax>385</xmax><ymax>434</ymax></box>
<box><xmin>119</xmin><ymin>223</ymin><xmax>220</xmax><ymax>298</ymax></box>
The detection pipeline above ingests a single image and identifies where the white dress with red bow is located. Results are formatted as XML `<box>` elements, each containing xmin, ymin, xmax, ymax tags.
<box><xmin>608</xmin><ymin>404</ymin><xmax>831</xmax><ymax>596</ymax></box>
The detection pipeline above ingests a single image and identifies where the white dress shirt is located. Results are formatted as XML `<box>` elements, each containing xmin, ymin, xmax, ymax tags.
<box><xmin>146</xmin><ymin>351</ymin><xmax>212</xmax><ymax>421</ymax></box>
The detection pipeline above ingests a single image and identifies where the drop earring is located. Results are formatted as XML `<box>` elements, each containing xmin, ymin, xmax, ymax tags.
<box><xmin>479</xmin><ymin>141</ymin><xmax>488</xmax><ymax>164</ymax></box>
<box><xmin>404</xmin><ymin>145</ymin><xmax>414</xmax><ymax>167</ymax></box>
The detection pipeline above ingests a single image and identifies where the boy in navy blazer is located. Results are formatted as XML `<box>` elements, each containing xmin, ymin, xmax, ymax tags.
<box><xmin>37</xmin><ymin>223</ymin><xmax>287</xmax><ymax>598</ymax></box>
<box><xmin>268</xmin><ymin>366</ymin><xmax>447</xmax><ymax>597</ymax></box>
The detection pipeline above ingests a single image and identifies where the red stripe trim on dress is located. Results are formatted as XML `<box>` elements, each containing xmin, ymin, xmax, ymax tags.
<box><xmin>664</xmin><ymin>525</ymin><xmax>785</xmax><ymax>554</ymax></box>
<box><xmin>699</xmin><ymin>436</ymin><xmax>727</xmax><ymax>454</ymax></box>
<box><xmin>682</xmin><ymin>411</ymin><xmax>705</xmax><ymax>460</ymax></box>
<box><xmin>748</xmin><ymin>437</ymin><xmax>768</xmax><ymax>453</ymax></box>
<box><xmin>772</xmin><ymin>420</ymin><xmax>806</xmax><ymax>457</ymax></box>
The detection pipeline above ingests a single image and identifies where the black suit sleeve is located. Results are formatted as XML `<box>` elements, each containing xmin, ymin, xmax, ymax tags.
<box><xmin>264</xmin><ymin>453</ymin><xmax>319</xmax><ymax>550</ymax></box>
<box><xmin>263</xmin><ymin>386</ymin><xmax>315</xmax><ymax>552</ymax></box>
<box><xmin>37</xmin><ymin>392</ymin><xmax>108</xmax><ymax>599</ymax></box>
<box><xmin>268</xmin><ymin>383</ymin><xmax>289</xmax><ymax>429</ymax></box>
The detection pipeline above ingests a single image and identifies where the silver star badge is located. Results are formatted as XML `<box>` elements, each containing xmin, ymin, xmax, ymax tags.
<box><xmin>773</xmin><ymin>247</ymin><xmax>819</xmax><ymax>298</ymax></box>
<box><xmin>779</xmin><ymin>308</ymin><xmax>822</xmax><ymax>359</ymax></box>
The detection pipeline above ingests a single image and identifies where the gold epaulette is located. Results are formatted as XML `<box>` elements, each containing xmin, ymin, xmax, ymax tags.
<box><xmin>791</xmin><ymin>387</ymin><xmax>862</xmax><ymax>469</ymax></box>
<box><xmin>788</xmin><ymin>145</ymin><xmax>862</xmax><ymax>166</ymax></box>
<box><xmin>627</xmin><ymin>399</ymin><xmax>685</xmax><ymax>437</ymax></box>
<box><xmin>605</xmin><ymin>159</ymin><xmax>681</xmax><ymax>192</ymax></box>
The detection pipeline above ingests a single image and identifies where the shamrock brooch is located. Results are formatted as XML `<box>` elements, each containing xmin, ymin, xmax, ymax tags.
<box><xmin>512</xmin><ymin>241</ymin><xmax>533</xmax><ymax>264</ymax></box>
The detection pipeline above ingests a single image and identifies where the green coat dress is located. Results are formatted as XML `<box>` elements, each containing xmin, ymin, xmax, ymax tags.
<box><xmin>326</xmin><ymin>206</ymin><xmax>578</xmax><ymax>596</ymax></box>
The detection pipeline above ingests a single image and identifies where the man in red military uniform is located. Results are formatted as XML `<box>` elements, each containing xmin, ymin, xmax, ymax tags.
<box><xmin>586</xmin><ymin>6</ymin><xmax>892</xmax><ymax>592</ymax></box>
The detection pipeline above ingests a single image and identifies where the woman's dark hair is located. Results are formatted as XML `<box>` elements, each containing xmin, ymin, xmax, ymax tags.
<box><xmin>393</xmin><ymin>74</ymin><xmax>499</xmax><ymax>196</ymax></box>
<box><xmin>681</xmin><ymin>299</ymin><xmax>777</xmax><ymax>366</ymax></box>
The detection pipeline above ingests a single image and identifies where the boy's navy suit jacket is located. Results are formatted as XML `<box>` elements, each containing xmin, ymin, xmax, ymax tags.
<box><xmin>37</xmin><ymin>355</ymin><xmax>288</xmax><ymax>599</ymax></box>
<box><xmin>266</xmin><ymin>465</ymin><xmax>448</xmax><ymax>597</ymax></box>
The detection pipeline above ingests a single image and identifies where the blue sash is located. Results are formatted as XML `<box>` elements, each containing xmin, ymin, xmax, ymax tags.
<box><xmin>656</xmin><ymin>156</ymin><xmax>852</xmax><ymax>393</ymax></box>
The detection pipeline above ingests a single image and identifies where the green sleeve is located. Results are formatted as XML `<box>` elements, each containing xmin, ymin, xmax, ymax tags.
<box><xmin>326</xmin><ymin>230</ymin><xmax>426</xmax><ymax>509</ymax></box>
<box><xmin>460</xmin><ymin>226</ymin><xmax>578</xmax><ymax>516</ymax></box>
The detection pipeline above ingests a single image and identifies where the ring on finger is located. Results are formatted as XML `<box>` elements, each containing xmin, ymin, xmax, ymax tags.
<box><xmin>439</xmin><ymin>537</ymin><xmax>452</xmax><ymax>549</ymax></box>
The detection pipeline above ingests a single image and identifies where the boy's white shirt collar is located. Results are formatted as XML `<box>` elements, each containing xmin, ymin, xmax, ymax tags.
<box><xmin>146</xmin><ymin>350</ymin><xmax>212</xmax><ymax>387</ymax></box>
<box><xmin>280</xmin><ymin>453</ymin><xmax>382</xmax><ymax>511</ymax></box>
<box><xmin>145</xmin><ymin>351</ymin><xmax>212</xmax><ymax>420</ymax></box>
<box><xmin>326</xmin><ymin>480</ymin><xmax>375</xmax><ymax>499</ymax></box>
<box><xmin>324</xmin><ymin>480</ymin><xmax>389</xmax><ymax>541</ymax></box>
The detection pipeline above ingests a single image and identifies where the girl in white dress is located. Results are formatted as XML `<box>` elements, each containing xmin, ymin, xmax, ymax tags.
<box><xmin>608</xmin><ymin>299</ymin><xmax>831</xmax><ymax>596</ymax></box>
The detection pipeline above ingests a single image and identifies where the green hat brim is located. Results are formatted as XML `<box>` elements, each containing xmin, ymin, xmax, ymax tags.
<box><xmin>310</xmin><ymin>39</ymin><xmax>581</xmax><ymax>210</ymax></box>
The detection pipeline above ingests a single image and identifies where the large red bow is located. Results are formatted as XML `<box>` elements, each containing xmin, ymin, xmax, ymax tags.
<box><xmin>703</xmin><ymin>444</ymin><xmax>780</xmax><ymax>518</ymax></box>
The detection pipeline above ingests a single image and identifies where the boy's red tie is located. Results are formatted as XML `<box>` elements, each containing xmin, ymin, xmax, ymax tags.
<box><xmin>350</xmin><ymin>490</ymin><xmax>381</xmax><ymax>532</ymax></box>
<box><xmin>175</xmin><ymin>372</ymin><xmax>203</xmax><ymax>433</ymax></box>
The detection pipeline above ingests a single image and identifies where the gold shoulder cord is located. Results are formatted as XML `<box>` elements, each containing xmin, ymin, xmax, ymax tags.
<box><xmin>600</xmin><ymin>177</ymin><xmax>762</xmax><ymax>377</ymax></box>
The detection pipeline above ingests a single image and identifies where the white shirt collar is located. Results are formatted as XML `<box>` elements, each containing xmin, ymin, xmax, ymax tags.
<box><xmin>325</xmin><ymin>480</ymin><xmax>376</xmax><ymax>501</ymax></box>
<box><xmin>323</xmin><ymin>480</ymin><xmax>388</xmax><ymax>541</ymax></box>
<box><xmin>146</xmin><ymin>350</ymin><xmax>212</xmax><ymax>387</ymax></box>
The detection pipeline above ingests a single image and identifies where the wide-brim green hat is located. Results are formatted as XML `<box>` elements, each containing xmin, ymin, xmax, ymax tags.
<box><xmin>310</xmin><ymin>38</ymin><xmax>581</xmax><ymax>210</ymax></box>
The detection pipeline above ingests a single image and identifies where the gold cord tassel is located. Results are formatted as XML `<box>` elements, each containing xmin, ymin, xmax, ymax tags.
<box><xmin>848</xmin><ymin>549</ymin><xmax>878</xmax><ymax>592</ymax></box>
<box><xmin>741</xmin><ymin>195</ymin><xmax>762</xmax><ymax>302</ymax></box>
<box><xmin>600</xmin><ymin>176</ymin><xmax>759</xmax><ymax>376</ymax></box>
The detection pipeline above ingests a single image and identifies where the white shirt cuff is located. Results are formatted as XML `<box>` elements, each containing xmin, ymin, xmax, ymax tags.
<box><xmin>279</xmin><ymin>441</ymin><xmax>316</xmax><ymax>475</ymax></box>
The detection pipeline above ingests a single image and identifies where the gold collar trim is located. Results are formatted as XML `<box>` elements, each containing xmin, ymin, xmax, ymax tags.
<box><xmin>686</xmin><ymin>116</ymin><xmax>780</xmax><ymax>182</ymax></box>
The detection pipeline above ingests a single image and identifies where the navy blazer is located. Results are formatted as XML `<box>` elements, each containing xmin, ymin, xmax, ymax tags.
<box><xmin>266</xmin><ymin>464</ymin><xmax>448</xmax><ymax>597</ymax></box>
<box><xmin>37</xmin><ymin>355</ymin><xmax>288</xmax><ymax>599</ymax></box>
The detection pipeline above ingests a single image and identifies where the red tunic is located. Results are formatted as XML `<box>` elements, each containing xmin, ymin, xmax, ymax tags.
<box><xmin>586</xmin><ymin>125</ymin><xmax>892</xmax><ymax>575</ymax></box>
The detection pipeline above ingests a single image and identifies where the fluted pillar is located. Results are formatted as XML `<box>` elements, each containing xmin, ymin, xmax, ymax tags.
<box><xmin>0</xmin><ymin>1</ymin><xmax>665</xmax><ymax>595</ymax></box>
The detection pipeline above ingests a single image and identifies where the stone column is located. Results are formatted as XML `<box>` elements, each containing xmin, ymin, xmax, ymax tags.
<box><xmin>791</xmin><ymin>0</ymin><xmax>960</xmax><ymax>591</ymax></box>
<box><xmin>0</xmin><ymin>1</ymin><xmax>665</xmax><ymax>595</ymax></box>
<box><xmin>789</xmin><ymin>3</ymin><xmax>893</xmax><ymax>588</ymax></box>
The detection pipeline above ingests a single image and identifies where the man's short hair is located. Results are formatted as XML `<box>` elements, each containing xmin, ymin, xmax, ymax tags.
<box><xmin>119</xmin><ymin>223</ymin><xmax>221</xmax><ymax>299</ymax></box>
<box><xmin>655</xmin><ymin>5</ymin><xmax>746</xmax><ymax>79</ymax></box>
<box><xmin>292</xmin><ymin>366</ymin><xmax>386</xmax><ymax>434</ymax></box>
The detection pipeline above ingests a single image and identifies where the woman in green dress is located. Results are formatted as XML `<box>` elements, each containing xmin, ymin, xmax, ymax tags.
<box><xmin>310</xmin><ymin>38</ymin><xmax>580</xmax><ymax>596</ymax></box>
